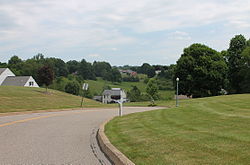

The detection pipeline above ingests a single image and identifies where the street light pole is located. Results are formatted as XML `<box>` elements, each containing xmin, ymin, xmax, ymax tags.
<box><xmin>176</xmin><ymin>77</ymin><xmax>179</xmax><ymax>107</ymax></box>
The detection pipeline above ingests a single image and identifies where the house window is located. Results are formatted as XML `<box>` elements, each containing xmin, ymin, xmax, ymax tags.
<box><xmin>29</xmin><ymin>81</ymin><xmax>34</xmax><ymax>86</ymax></box>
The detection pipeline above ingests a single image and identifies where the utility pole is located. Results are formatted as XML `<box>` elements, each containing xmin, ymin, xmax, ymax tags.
<box><xmin>176</xmin><ymin>78</ymin><xmax>179</xmax><ymax>107</ymax></box>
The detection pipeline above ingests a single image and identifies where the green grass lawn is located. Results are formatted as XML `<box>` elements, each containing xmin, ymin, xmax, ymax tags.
<box><xmin>0</xmin><ymin>86</ymin><xmax>113</xmax><ymax>113</ymax></box>
<box><xmin>105</xmin><ymin>94</ymin><xmax>250</xmax><ymax>165</ymax></box>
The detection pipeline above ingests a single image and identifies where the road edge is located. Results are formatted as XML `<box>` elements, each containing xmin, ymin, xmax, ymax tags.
<box><xmin>97</xmin><ymin>117</ymin><xmax>135</xmax><ymax>165</ymax></box>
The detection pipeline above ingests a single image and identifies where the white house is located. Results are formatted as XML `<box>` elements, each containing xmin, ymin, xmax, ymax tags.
<box><xmin>0</xmin><ymin>68</ymin><xmax>39</xmax><ymax>87</ymax></box>
<box><xmin>102</xmin><ymin>88</ymin><xmax>127</xmax><ymax>104</ymax></box>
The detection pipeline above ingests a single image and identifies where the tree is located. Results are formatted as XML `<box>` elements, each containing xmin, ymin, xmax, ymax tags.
<box><xmin>175</xmin><ymin>43</ymin><xmax>228</xmax><ymax>98</ymax></box>
<box><xmin>45</xmin><ymin>58</ymin><xmax>69</xmax><ymax>77</ymax></box>
<box><xmin>93</xmin><ymin>61</ymin><xmax>112</xmax><ymax>78</ymax></box>
<box><xmin>38</xmin><ymin>65</ymin><xmax>54</xmax><ymax>92</ymax></box>
<box><xmin>239</xmin><ymin>46</ymin><xmax>250</xmax><ymax>92</ymax></box>
<box><xmin>127</xmin><ymin>86</ymin><xmax>142</xmax><ymax>102</ymax></box>
<box><xmin>77</xmin><ymin>59</ymin><xmax>96</xmax><ymax>80</ymax></box>
<box><xmin>0</xmin><ymin>62</ymin><xmax>7</xmax><ymax>68</ymax></box>
<box><xmin>146</xmin><ymin>79</ymin><xmax>159</xmax><ymax>101</ymax></box>
<box><xmin>8</xmin><ymin>55</ymin><xmax>22</xmax><ymax>65</ymax></box>
<box><xmin>8</xmin><ymin>55</ymin><xmax>23</xmax><ymax>75</ymax></box>
<box><xmin>138</xmin><ymin>63</ymin><xmax>155</xmax><ymax>78</ymax></box>
<box><xmin>65</xmin><ymin>81</ymin><xmax>80</xmax><ymax>95</ymax></box>
<box><xmin>157</xmin><ymin>64</ymin><xmax>176</xmax><ymax>80</ymax></box>
<box><xmin>227</xmin><ymin>34</ymin><xmax>247</xmax><ymax>93</ymax></box>
<box><xmin>111</xmin><ymin>68</ymin><xmax>122</xmax><ymax>83</ymax></box>
<box><xmin>66</xmin><ymin>60</ymin><xmax>79</xmax><ymax>74</ymax></box>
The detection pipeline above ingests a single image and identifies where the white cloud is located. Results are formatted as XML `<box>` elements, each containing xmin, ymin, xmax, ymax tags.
<box><xmin>168</xmin><ymin>31</ymin><xmax>191</xmax><ymax>40</ymax></box>
<box><xmin>111</xmin><ymin>48</ymin><xmax>118</xmax><ymax>51</ymax></box>
<box><xmin>0</xmin><ymin>0</ymin><xmax>250</xmax><ymax>64</ymax></box>
<box><xmin>88</xmin><ymin>54</ymin><xmax>100</xmax><ymax>58</ymax></box>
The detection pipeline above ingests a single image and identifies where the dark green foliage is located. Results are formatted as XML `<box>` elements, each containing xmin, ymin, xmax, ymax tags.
<box><xmin>239</xmin><ymin>46</ymin><xmax>250</xmax><ymax>92</ymax></box>
<box><xmin>104</xmin><ymin>68</ymin><xmax>122</xmax><ymax>83</ymax></box>
<box><xmin>175</xmin><ymin>44</ymin><xmax>228</xmax><ymax>98</ymax></box>
<box><xmin>138</xmin><ymin>63</ymin><xmax>155</xmax><ymax>78</ymax></box>
<box><xmin>127</xmin><ymin>86</ymin><xmax>142</xmax><ymax>102</ymax></box>
<box><xmin>92</xmin><ymin>62</ymin><xmax>122</xmax><ymax>82</ymax></box>
<box><xmin>157</xmin><ymin>64</ymin><xmax>176</xmax><ymax>80</ymax></box>
<box><xmin>8</xmin><ymin>55</ymin><xmax>22</xmax><ymax>65</ymax></box>
<box><xmin>66</xmin><ymin>60</ymin><xmax>79</xmax><ymax>74</ymax></box>
<box><xmin>8</xmin><ymin>56</ymin><xmax>23</xmax><ymax>75</ymax></box>
<box><xmin>226</xmin><ymin>35</ymin><xmax>247</xmax><ymax>93</ymax></box>
<box><xmin>0</xmin><ymin>62</ymin><xmax>7</xmax><ymax>68</ymax></box>
<box><xmin>93</xmin><ymin>61</ymin><xmax>112</xmax><ymax>77</ymax></box>
<box><xmin>37</xmin><ymin>65</ymin><xmax>55</xmax><ymax>90</ymax></box>
<box><xmin>50</xmin><ymin>77</ymin><xmax>70</xmax><ymax>92</ymax></box>
<box><xmin>78</xmin><ymin>59</ymin><xmax>96</xmax><ymax>80</ymax></box>
<box><xmin>156</xmin><ymin>78</ymin><xmax>173</xmax><ymax>90</ymax></box>
<box><xmin>122</xmin><ymin>76</ymin><xmax>139</xmax><ymax>82</ymax></box>
<box><xmin>45</xmin><ymin>58</ymin><xmax>69</xmax><ymax>77</ymax></box>
<box><xmin>65</xmin><ymin>81</ymin><xmax>80</xmax><ymax>95</ymax></box>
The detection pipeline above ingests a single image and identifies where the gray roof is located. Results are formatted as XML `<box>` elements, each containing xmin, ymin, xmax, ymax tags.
<box><xmin>1</xmin><ymin>76</ymin><xmax>31</xmax><ymax>86</ymax></box>
<box><xmin>0</xmin><ymin>68</ymin><xmax>7</xmax><ymax>75</ymax></box>
<box><xmin>103</xmin><ymin>89</ymin><xmax>121</xmax><ymax>96</ymax></box>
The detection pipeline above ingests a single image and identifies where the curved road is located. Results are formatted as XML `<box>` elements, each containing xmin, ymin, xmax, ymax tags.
<box><xmin>0</xmin><ymin>107</ymin><xmax>160</xmax><ymax>164</ymax></box>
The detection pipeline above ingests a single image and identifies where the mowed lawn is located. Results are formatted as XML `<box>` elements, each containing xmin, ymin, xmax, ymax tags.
<box><xmin>105</xmin><ymin>94</ymin><xmax>250</xmax><ymax>165</ymax></box>
<box><xmin>0</xmin><ymin>86</ymin><xmax>111</xmax><ymax>113</ymax></box>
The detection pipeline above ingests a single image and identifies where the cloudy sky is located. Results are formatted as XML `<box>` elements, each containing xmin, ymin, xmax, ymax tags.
<box><xmin>0</xmin><ymin>0</ymin><xmax>250</xmax><ymax>65</ymax></box>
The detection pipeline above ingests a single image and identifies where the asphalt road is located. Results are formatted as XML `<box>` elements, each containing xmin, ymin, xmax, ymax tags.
<box><xmin>0</xmin><ymin>106</ymin><xmax>161</xmax><ymax>164</ymax></box>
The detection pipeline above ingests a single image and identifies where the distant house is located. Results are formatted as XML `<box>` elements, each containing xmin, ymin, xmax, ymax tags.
<box><xmin>102</xmin><ymin>88</ymin><xmax>127</xmax><ymax>104</ymax></box>
<box><xmin>119</xmin><ymin>69</ymin><xmax>137</xmax><ymax>76</ymax></box>
<box><xmin>0</xmin><ymin>68</ymin><xmax>39</xmax><ymax>87</ymax></box>
<box><xmin>155</xmin><ymin>70</ymin><xmax>162</xmax><ymax>75</ymax></box>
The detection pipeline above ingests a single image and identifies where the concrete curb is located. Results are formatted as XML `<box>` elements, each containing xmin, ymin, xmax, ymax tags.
<box><xmin>97</xmin><ymin>118</ymin><xmax>135</xmax><ymax>165</ymax></box>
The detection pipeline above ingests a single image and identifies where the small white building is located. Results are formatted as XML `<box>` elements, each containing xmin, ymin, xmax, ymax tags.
<box><xmin>102</xmin><ymin>88</ymin><xmax>127</xmax><ymax>104</ymax></box>
<box><xmin>0</xmin><ymin>68</ymin><xmax>39</xmax><ymax>87</ymax></box>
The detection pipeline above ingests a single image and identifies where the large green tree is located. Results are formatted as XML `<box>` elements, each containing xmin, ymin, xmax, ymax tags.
<box><xmin>226</xmin><ymin>35</ymin><xmax>247</xmax><ymax>93</ymax></box>
<box><xmin>175</xmin><ymin>43</ymin><xmax>228</xmax><ymax>98</ymax></box>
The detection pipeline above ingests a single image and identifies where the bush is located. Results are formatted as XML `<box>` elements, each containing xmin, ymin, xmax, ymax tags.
<box><xmin>122</xmin><ymin>76</ymin><xmax>140</xmax><ymax>82</ymax></box>
<box><xmin>65</xmin><ymin>81</ymin><xmax>81</xmax><ymax>95</ymax></box>
<box><xmin>127</xmin><ymin>86</ymin><xmax>142</xmax><ymax>102</ymax></box>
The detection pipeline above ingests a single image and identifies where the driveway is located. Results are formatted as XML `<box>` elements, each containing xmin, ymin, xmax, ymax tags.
<box><xmin>0</xmin><ymin>107</ymin><xmax>161</xmax><ymax>164</ymax></box>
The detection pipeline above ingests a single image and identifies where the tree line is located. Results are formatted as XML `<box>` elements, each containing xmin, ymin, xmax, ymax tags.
<box><xmin>175</xmin><ymin>34</ymin><xmax>250</xmax><ymax>98</ymax></box>
<box><xmin>0</xmin><ymin>54</ymin><xmax>174</xmax><ymax>98</ymax></box>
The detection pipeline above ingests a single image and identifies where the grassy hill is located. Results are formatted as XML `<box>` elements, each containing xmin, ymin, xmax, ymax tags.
<box><xmin>86</xmin><ymin>78</ymin><xmax>174</xmax><ymax>100</ymax></box>
<box><xmin>0</xmin><ymin>86</ymin><xmax>111</xmax><ymax>113</ymax></box>
<box><xmin>105</xmin><ymin>94</ymin><xmax>250</xmax><ymax>164</ymax></box>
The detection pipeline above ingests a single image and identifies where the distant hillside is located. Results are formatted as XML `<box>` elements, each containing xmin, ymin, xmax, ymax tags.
<box><xmin>0</xmin><ymin>86</ymin><xmax>110</xmax><ymax>113</ymax></box>
<box><xmin>86</xmin><ymin>78</ymin><xmax>174</xmax><ymax>100</ymax></box>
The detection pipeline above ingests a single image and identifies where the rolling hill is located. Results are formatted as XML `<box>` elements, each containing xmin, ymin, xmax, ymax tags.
<box><xmin>0</xmin><ymin>86</ymin><xmax>111</xmax><ymax>113</ymax></box>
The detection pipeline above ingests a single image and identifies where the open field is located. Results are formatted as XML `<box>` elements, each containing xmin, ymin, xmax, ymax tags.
<box><xmin>0</xmin><ymin>86</ymin><xmax>113</xmax><ymax>113</ymax></box>
<box><xmin>105</xmin><ymin>94</ymin><xmax>250</xmax><ymax>165</ymax></box>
